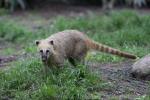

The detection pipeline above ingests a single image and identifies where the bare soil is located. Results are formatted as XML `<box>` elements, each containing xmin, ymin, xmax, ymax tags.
<box><xmin>88</xmin><ymin>60</ymin><xmax>150</xmax><ymax>99</ymax></box>
<box><xmin>0</xmin><ymin>55</ymin><xmax>17</xmax><ymax>67</ymax></box>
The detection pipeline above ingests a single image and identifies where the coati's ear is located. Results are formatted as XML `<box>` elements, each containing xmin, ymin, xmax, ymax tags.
<box><xmin>49</xmin><ymin>40</ymin><xmax>54</xmax><ymax>45</ymax></box>
<box><xmin>35</xmin><ymin>40</ymin><xmax>40</xmax><ymax>46</ymax></box>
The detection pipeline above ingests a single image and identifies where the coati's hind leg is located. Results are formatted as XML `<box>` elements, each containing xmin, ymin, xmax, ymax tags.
<box><xmin>69</xmin><ymin>56</ymin><xmax>86</xmax><ymax>66</ymax></box>
<box><xmin>71</xmin><ymin>41</ymin><xmax>88</xmax><ymax>66</ymax></box>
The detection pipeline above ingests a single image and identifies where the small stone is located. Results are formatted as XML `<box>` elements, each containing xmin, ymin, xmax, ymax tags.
<box><xmin>131</xmin><ymin>54</ymin><xmax>150</xmax><ymax>78</ymax></box>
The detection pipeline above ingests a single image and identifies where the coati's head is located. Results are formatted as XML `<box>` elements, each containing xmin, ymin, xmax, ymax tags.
<box><xmin>35</xmin><ymin>39</ymin><xmax>55</xmax><ymax>63</ymax></box>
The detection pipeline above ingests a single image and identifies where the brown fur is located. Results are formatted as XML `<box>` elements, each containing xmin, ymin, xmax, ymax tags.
<box><xmin>35</xmin><ymin>30</ymin><xmax>137</xmax><ymax>67</ymax></box>
<box><xmin>85</xmin><ymin>39</ymin><xmax>137</xmax><ymax>59</ymax></box>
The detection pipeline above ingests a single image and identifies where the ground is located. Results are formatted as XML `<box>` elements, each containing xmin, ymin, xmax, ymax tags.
<box><xmin>89</xmin><ymin>60</ymin><xmax>150</xmax><ymax>99</ymax></box>
<box><xmin>1</xmin><ymin>52</ymin><xmax>150</xmax><ymax>99</ymax></box>
<box><xmin>0</xmin><ymin>5</ymin><xmax>150</xmax><ymax>99</ymax></box>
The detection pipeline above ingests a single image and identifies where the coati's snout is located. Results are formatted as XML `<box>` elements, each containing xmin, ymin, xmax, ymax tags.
<box><xmin>40</xmin><ymin>49</ymin><xmax>51</xmax><ymax>62</ymax></box>
<box><xmin>35</xmin><ymin>40</ymin><xmax>54</xmax><ymax>62</ymax></box>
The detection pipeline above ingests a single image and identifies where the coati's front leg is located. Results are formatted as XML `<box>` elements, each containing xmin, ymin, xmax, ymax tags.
<box><xmin>42</xmin><ymin>62</ymin><xmax>51</xmax><ymax>77</ymax></box>
<box><xmin>50</xmin><ymin>53</ymin><xmax>65</xmax><ymax>68</ymax></box>
<box><xmin>42</xmin><ymin>55</ymin><xmax>65</xmax><ymax>77</ymax></box>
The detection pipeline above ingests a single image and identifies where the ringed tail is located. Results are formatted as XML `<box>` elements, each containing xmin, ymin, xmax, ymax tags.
<box><xmin>86</xmin><ymin>39</ymin><xmax>137</xmax><ymax>59</ymax></box>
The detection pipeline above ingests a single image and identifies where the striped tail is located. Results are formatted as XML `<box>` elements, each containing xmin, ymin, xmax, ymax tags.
<box><xmin>86</xmin><ymin>39</ymin><xmax>137</xmax><ymax>59</ymax></box>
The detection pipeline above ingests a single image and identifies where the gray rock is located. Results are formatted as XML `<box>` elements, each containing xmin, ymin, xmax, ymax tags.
<box><xmin>131</xmin><ymin>54</ymin><xmax>150</xmax><ymax>78</ymax></box>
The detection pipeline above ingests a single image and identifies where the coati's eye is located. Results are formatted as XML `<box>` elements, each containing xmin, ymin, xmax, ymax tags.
<box><xmin>46</xmin><ymin>50</ymin><xmax>49</xmax><ymax>53</ymax></box>
<box><xmin>40</xmin><ymin>50</ymin><xmax>43</xmax><ymax>53</ymax></box>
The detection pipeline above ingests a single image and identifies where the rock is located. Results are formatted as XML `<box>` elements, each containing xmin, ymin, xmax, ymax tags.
<box><xmin>131</xmin><ymin>54</ymin><xmax>150</xmax><ymax>78</ymax></box>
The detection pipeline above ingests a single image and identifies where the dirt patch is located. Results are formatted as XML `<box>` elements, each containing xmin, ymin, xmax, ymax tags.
<box><xmin>2</xmin><ymin>5</ymin><xmax>103</xmax><ymax>32</ymax></box>
<box><xmin>11</xmin><ymin>5</ymin><xmax>101</xmax><ymax>18</ymax></box>
<box><xmin>88</xmin><ymin>60</ymin><xmax>150</xmax><ymax>99</ymax></box>
<box><xmin>0</xmin><ymin>55</ymin><xmax>17</xmax><ymax>67</ymax></box>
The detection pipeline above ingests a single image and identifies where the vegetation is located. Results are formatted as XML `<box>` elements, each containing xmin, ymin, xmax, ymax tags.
<box><xmin>0</xmin><ymin>10</ymin><xmax>149</xmax><ymax>61</ymax></box>
<box><xmin>0</xmin><ymin>0</ymin><xmax>149</xmax><ymax>12</ymax></box>
<box><xmin>0</xmin><ymin>10</ymin><xmax>150</xmax><ymax>99</ymax></box>
<box><xmin>0</xmin><ymin>58</ymin><xmax>105</xmax><ymax>99</ymax></box>
<box><xmin>0</xmin><ymin>0</ymin><xmax>26</xmax><ymax>12</ymax></box>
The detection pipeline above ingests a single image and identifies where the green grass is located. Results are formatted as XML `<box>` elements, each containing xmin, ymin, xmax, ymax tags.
<box><xmin>135</xmin><ymin>95</ymin><xmax>150</xmax><ymax>100</ymax></box>
<box><xmin>0</xmin><ymin>48</ymin><xmax>16</xmax><ymax>56</ymax></box>
<box><xmin>0</xmin><ymin>10</ymin><xmax>149</xmax><ymax>60</ymax></box>
<box><xmin>0</xmin><ymin>57</ymin><xmax>104</xmax><ymax>99</ymax></box>
<box><xmin>0</xmin><ymin>8</ymin><xmax>8</xmax><ymax>15</ymax></box>
<box><xmin>0</xmin><ymin>10</ymin><xmax>150</xmax><ymax>99</ymax></box>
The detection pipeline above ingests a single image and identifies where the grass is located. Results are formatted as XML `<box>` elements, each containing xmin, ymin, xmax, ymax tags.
<box><xmin>0</xmin><ymin>10</ymin><xmax>150</xmax><ymax>99</ymax></box>
<box><xmin>0</xmin><ymin>48</ymin><xmax>16</xmax><ymax>56</ymax></box>
<box><xmin>0</xmin><ymin>57</ymin><xmax>104</xmax><ymax>99</ymax></box>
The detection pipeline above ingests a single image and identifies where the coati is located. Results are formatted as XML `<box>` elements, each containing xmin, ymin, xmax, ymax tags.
<box><xmin>35</xmin><ymin>30</ymin><xmax>137</xmax><ymax>68</ymax></box>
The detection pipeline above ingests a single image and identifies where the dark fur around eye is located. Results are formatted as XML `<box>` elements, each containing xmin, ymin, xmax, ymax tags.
<box><xmin>40</xmin><ymin>50</ymin><xmax>43</xmax><ymax>53</ymax></box>
<box><xmin>46</xmin><ymin>50</ymin><xmax>49</xmax><ymax>53</ymax></box>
